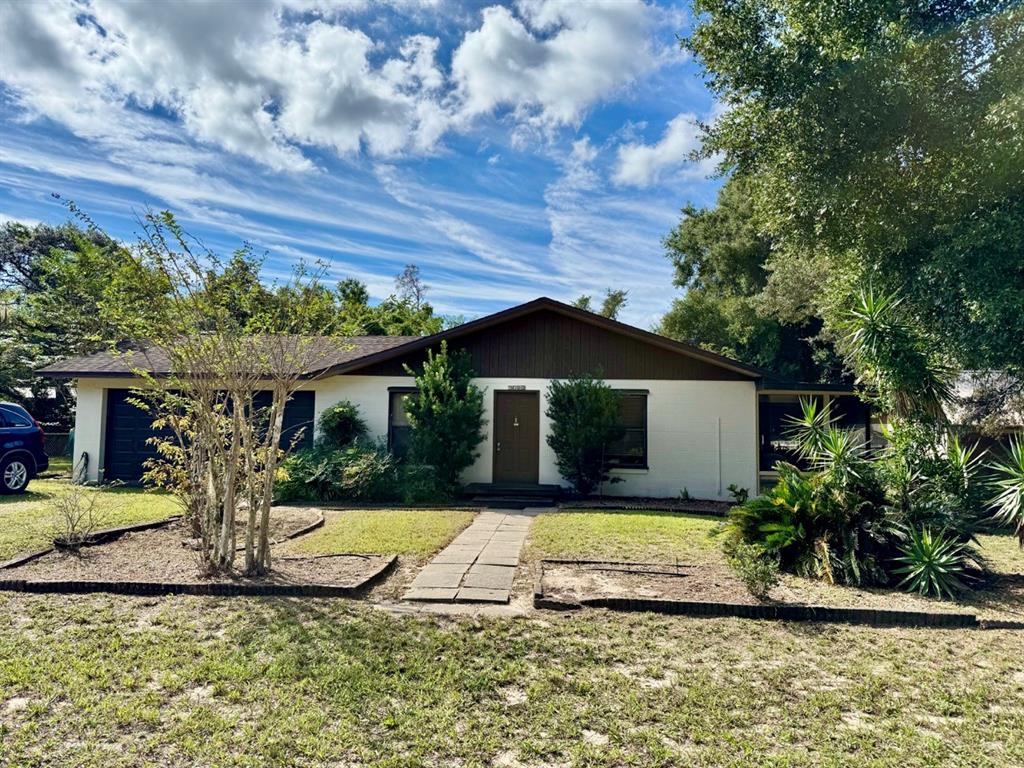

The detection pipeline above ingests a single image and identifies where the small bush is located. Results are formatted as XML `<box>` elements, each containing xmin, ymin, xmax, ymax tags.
<box><xmin>276</xmin><ymin>442</ymin><xmax>397</xmax><ymax>503</ymax></box>
<box><xmin>725</xmin><ymin>542</ymin><xmax>779</xmax><ymax>600</ymax></box>
<box><xmin>317</xmin><ymin>401</ymin><xmax>368</xmax><ymax>450</ymax></box>
<box><xmin>893</xmin><ymin>527</ymin><xmax>977</xmax><ymax>600</ymax></box>
<box><xmin>399</xmin><ymin>464</ymin><xmax>447</xmax><ymax>505</ymax></box>
<box><xmin>545</xmin><ymin>373</ymin><xmax>624</xmax><ymax>495</ymax></box>
<box><xmin>51</xmin><ymin>485</ymin><xmax>109</xmax><ymax>550</ymax></box>
<box><xmin>727</xmin><ymin>484</ymin><xmax>748</xmax><ymax>504</ymax></box>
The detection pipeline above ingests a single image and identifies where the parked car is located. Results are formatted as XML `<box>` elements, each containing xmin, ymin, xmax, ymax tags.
<box><xmin>0</xmin><ymin>402</ymin><xmax>49</xmax><ymax>494</ymax></box>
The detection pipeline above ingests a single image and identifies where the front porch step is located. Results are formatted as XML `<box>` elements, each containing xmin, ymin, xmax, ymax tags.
<box><xmin>463</xmin><ymin>482</ymin><xmax>562</xmax><ymax>499</ymax></box>
<box><xmin>469</xmin><ymin>496</ymin><xmax>556</xmax><ymax>510</ymax></box>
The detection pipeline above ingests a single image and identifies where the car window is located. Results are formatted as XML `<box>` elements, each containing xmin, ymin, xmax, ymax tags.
<box><xmin>0</xmin><ymin>407</ymin><xmax>31</xmax><ymax>427</ymax></box>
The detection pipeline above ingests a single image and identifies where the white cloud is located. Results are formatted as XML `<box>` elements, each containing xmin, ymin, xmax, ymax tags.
<box><xmin>538</xmin><ymin>135</ymin><xmax>680</xmax><ymax>322</ymax></box>
<box><xmin>0</xmin><ymin>1</ymin><xmax>449</xmax><ymax>171</ymax></box>
<box><xmin>450</xmin><ymin>1</ymin><xmax>659</xmax><ymax>128</ymax></box>
<box><xmin>612</xmin><ymin>112</ymin><xmax>707</xmax><ymax>187</ymax></box>
<box><xmin>0</xmin><ymin>0</ymin><xmax>668</xmax><ymax>174</ymax></box>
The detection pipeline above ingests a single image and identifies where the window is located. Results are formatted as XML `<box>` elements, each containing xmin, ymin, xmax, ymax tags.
<box><xmin>606</xmin><ymin>391</ymin><xmax>647</xmax><ymax>468</ymax></box>
<box><xmin>388</xmin><ymin>388</ymin><xmax>416</xmax><ymax>458</ymax></box>
<box><xmin>0</xmin><ymin>406</ymin><xmax>31</xmax><ymax>428</ymax></box>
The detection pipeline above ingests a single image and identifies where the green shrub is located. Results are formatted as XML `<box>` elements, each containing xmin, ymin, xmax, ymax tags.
<box><xmin>399</xmin><ymin>464</ymin><xmax>446</xmax><ymax>505</ymax></box>
<box><xmin>316</xmin><ymin>401</ymin><xmax>368</xmax><ymax>450</ymax></box>
<box><xmin>403</xmin><ymin>341</ymin><xmax>486</xmax><ymax>496</ymax></box>
<box><xmin>725</xmin><ymin>542</ymin><xmax>779</xmax><ymax>601</ymax></box>
<box><xmin>545</xmin><ymin>373</ymin><xmax>624</xmax><ymax>495</ymax></box>
<box><xmin>276</xmin><ymin>442</ymin><xmax>397</xmax><ymax>503</ymax></box>
<box><xmin>893</xmin><ymin>527</ymin><xmax>978</xmax><ymax>600</ymax></box>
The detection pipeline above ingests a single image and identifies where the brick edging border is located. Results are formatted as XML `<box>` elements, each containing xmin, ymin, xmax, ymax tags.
<box><xmin>0</xmin><ymin>516</ymin><xmax>184</xmax><ymax>570</ymax></box>
<box><xmin>534</xmin><ymin>559</ymin><xmax>997</xmax><ymax>629</ymax></box>
<box><xmin>2</xmin><ymin>511</ymin><xmax>326</xmax><ymax>571</ymax></box>
<box><xmin>0</xmin><ymin>554</ymin><xmax>398</xmax><ymax>599</ymax></box>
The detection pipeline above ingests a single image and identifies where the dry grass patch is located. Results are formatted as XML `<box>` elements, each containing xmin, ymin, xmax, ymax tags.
<box><xmin>1</xmin><ymin>593</ymin><xmax>1023</xmax><ymax>766</ymax></box>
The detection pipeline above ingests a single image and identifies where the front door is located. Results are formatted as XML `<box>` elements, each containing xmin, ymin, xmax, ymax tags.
<box><xmin>493</xmin><ymin>391</ymin><xmax>540</xmax><ymax>484</ymax></box>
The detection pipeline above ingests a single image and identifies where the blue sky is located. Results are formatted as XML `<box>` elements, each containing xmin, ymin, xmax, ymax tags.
<box><xmin>0</xmin><ymin>0</ymin><xmax>722</xmax><ymax>327</ymax></box>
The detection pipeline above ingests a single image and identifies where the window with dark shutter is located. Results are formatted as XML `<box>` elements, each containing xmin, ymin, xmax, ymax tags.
<box><xmin>388</xmin><ymin>388</ymin><xmax>416</xmax><ymax>458</ymax></box>
<box><xmin>606</xmin><ymin>391</ymin><xmax>647</xmax><ymax>468</ymax></box>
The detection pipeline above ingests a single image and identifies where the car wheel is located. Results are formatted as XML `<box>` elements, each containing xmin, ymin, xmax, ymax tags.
<box><xmin>0</xmin><ymin>456</ymin><xmax>30</xmax><ymax>494</ymax></box>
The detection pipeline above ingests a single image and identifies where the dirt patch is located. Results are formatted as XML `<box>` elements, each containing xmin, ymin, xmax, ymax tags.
<box><xmin>559</xmin><ymin>497</ymin><xmax>731</xmax><ymax>516</ymax></box>
<box><xmin>10</xmin><ymin>520</ymin><xmax>388</xmax><ymax>588</ymax></box>
<box><xmin>539</xmin><ymin>561</ymin><xmax>1022</xmax><ymax>624</ymax></box>
<box><xmin>541</xmin><ymin>562</ymin><xmax>759</xmax><ymax>605</ymax></box>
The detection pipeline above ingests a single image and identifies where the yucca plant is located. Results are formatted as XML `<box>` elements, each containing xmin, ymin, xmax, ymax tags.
<box><xmin>784</xmin><ymin>397</ymin><xmax>834</xmax><ymax>460</ymax></box>
<box><xmin>988</xmin><ymin>437</ymin><xmax>1024</xmax><ymax>545</ymax></box>
<box><xmin>837</xmin><ymin>285</ymin><xmax>955</xmax><ymax>422</ymax></box>
<box><xmin>893</xmin><ymin>527</ymin><xmax>975</xmax><ymax>600</ymax></box>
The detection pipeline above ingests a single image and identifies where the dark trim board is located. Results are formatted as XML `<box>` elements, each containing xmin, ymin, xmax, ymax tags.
<box><xmin>325</xmin><ymin>298</ymin><xmax>763</xmax><ymax>380</ymax></box>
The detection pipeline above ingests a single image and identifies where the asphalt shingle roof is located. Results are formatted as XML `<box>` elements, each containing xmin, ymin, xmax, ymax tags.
<box><xmin>36</xmin><ymin>336</ymin><xmax>415</xmax><ymax>378</ymax></box>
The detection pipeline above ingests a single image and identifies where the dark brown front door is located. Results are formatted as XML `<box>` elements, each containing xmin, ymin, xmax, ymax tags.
<box><xmin>493</xmin><ymin>391</ymin><xmax>540</xmax><ymax>484</ymax></box>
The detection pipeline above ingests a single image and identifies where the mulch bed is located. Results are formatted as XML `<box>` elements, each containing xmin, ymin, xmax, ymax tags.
<box><xmin>558</xmin><ymin>497</ymin><xmax>732</xmax><ymax>516</ymax></box>
<box><xmin>2</xmin><ymin>514</ymin><xmax>393</xmax><ymax>597</ymax></box>
<box><xmin>535</xmin><ymin>560</ymin><xmax>1002</xmax><ymax>629</ymax></box>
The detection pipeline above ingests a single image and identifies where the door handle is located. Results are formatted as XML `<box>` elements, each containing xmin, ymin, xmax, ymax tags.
<box><xmin>496</xmin><ymin>441</ymin><xmax>501</xmax><ymax>452</ymax></box>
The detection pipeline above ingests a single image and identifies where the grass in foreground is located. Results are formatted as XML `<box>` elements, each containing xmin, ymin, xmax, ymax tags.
<box><xmin>1</xmin><ymin>593</ymin><xmax>1023</xmax><ymax>767</ymax></box>
<box><xmin>38</xmin><ymin>455</ymin><xmax>73</xmax><ymax>479</ymax></box>
<box><xmin>282</xmin><ymin>508</ymin><xmax>475</xmax><ymax>558</ymax></box>
<box><xmin>0</xmin><ymin>480</ymin><xmax>180</xmax><ymax>562</ymax></box>
<box><xmin>528</xmin><ymin>508</ymin><xmax>725</xmax><ymax>564</ymax></box>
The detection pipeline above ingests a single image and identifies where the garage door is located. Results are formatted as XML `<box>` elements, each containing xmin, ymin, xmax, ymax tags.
<box><xmin>103</xmin><ymin>389</ymin><xmax>316</xmax><ymax>484</ymax></box>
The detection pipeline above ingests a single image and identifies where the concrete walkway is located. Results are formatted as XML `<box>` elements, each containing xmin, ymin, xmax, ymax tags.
<box><xmin>404</xmin><ymin>509</ymin><xmax>537</xmax><ymax>604</ymax></box>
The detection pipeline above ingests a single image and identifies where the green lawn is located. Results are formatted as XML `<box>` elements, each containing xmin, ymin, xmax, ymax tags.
<box><xmin>282</xmin><ymin>508</ymin><xmax>475</xmax><ymax>558</ymax></box>
<box><xmin>39</xmin><ymin>455</ymin><xmax>72</xmax><ymax>479</ymax></box>
<box><xmin>0</xmin><ymin>480</ymin><xmax>180</xmax><ymax>562</ymax></box>
<box><xmin>528</xmin><ymin>509</ymin><xmax>725</xmax><ymax>564</ymax></box>
<box><xmin>1</xmin><ymin>593</ymin><xmax>1022</xmax><ymax>767</ymax></box>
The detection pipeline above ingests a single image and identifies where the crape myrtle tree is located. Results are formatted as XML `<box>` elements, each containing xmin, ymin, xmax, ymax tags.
<box><xmin>130</xmin><ymin>211</ymin><xmax>332</xmax><ymax>575</ymax></box>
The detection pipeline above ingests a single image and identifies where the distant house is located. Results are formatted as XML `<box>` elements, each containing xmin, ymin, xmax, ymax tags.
<box><xmin>39</xmin><ymin>297</ymin><xmax>869</xmax><ymax>498</ymax></box>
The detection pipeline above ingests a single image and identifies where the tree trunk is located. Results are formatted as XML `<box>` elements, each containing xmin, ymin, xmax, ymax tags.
<box><xmin>218</xmin><ymin>403</ymin><xmax>242</xmax><ymax>571</ymax></box>
<box><xmin>254</xmin><ymin>387</ymin><xmax>287</xmax><ymax>574</ymax></box>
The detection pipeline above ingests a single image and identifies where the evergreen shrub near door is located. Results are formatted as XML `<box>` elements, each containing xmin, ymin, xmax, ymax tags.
<box><xmin>403</xmin><ymin>341</ymin><xmax>486</xmax><ymax>499</ymax></box>
<box><xmin>545</xmin><ymin>373</ymin><xmax>624</xmax><ymax>495</ymax></box>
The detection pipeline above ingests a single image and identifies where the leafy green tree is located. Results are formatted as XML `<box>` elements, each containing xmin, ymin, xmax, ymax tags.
<box><xmin>201</xmin><ymin>248</ymin><xmax>275</xmax><ymax>330</ymax></box>
<box><xmin>658</xmin><ymin>177</ymin><xmax>841</xmax><ymax>382</ymax></box>
<box><xmin>0</xmin><ymin>219</ymin><xmax>171</xmax><ymax>424</ymax></box>
<box><xmin>545</xmin><ymin>374</ymin><xmax>624</xmax><ymax>495</ymax></box>
<box><xmin>685</xmin><ymin>0</ymin><xmax>1024</xmax><ymax>397</ymax></box>
<box><xmin>403</xmin><ymin>341</ymin><xmax>486</xmax><ymax>497</ymax></box>
<box><xmin>572</xmin><ymin>289</ymin><xmax>629</xmax><ymax>320</ymax></box>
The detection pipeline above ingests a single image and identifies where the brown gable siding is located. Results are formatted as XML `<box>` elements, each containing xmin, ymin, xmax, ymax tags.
<box><xmin>353</xmin><ymin>309</ymin><xmax>749</xmax><ymax>380</ymax></box>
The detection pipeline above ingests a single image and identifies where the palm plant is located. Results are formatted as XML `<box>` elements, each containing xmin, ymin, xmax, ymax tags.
<box><xmin>893</xmin><ymin>527</ymin><xmax>977</xmax><ymax>600</ymax></box>
<box><xmin>988</xmin><ymin>437</ymin><xmax>1024</xmax><ymax>545</ymax></box>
